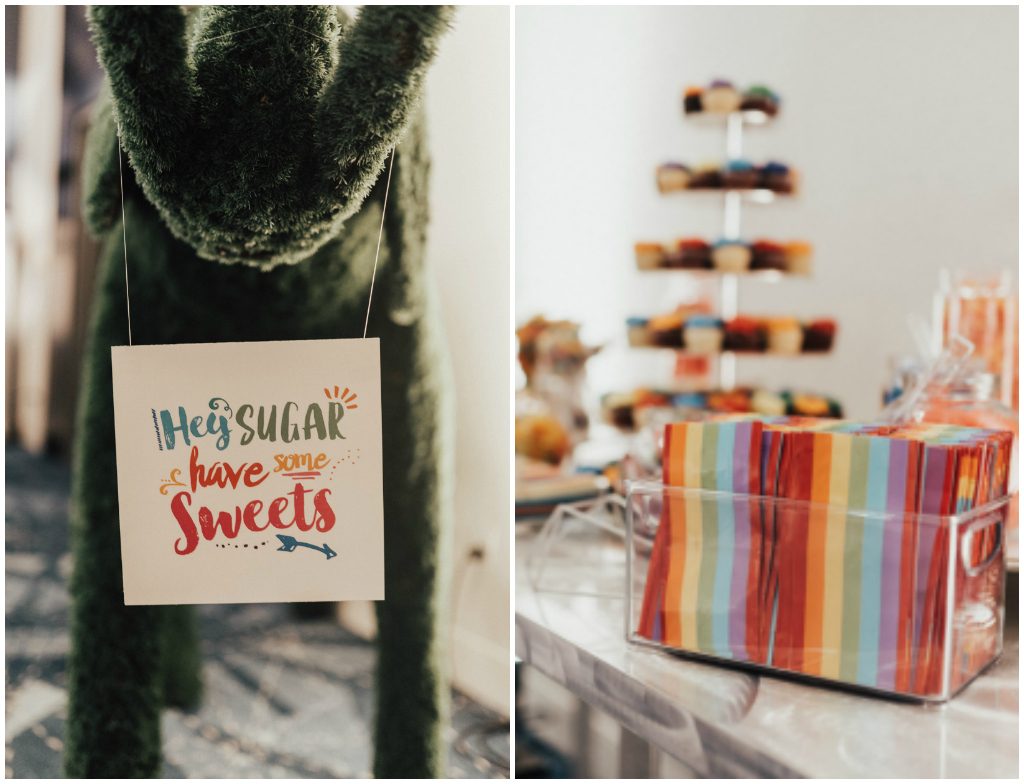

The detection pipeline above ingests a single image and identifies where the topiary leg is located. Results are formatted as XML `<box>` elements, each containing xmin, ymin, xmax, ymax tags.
<box><xmin>65</xmin><ymin>230</ymin><xmax>166</xmax><ymax>778</ymax></box>
<box><xmin>373</xmin><ymin>316</ymin><xmax>453</xmax><ymax>778</ymax></box>
<box><xmin>369</xmin><ymin>112</ymin><xmax>454</xmax><ymax>779</ymax></box>
<box><xmin>160</xmin><ymin>604</ymin><xmax>202</xmax><ymax>710</ymax></box>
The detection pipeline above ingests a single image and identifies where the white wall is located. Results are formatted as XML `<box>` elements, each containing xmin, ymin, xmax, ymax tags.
<box><xmin>425</xmin><ymin>6</ymin><xmax>510</xmax><ymax>715</ymax></box>
<box><xmin>515</xmin><ymin>5</ymin><xmax>1018</xmax><ymax>419</ymax></box>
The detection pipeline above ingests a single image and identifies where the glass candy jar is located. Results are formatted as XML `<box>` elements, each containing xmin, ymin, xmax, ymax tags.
<box><xmin>915</xmin><ymin>370</ymin><xmax>1019</xmax><ymax>569</ymax></box>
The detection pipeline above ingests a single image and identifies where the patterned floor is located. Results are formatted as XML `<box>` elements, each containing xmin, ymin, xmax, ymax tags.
<box><xmin>5</xmin><ymin>446</ymin><xmax>509</xmax><ymax>778</ymax></box>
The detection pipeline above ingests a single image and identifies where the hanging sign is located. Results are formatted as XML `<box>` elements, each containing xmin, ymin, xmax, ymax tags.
<box><xmin>110</xmin><ymin>338</ymin><xmax>385</xmax><ymax>605</ymax></box>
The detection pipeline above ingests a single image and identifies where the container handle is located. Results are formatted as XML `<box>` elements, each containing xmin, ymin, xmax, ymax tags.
<box><xmin>960</xmin><ymin>515</ymin><xmax>1003</xmax><ymax>577</ymax></box>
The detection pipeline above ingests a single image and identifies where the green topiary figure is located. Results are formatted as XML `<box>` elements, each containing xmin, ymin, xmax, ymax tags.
<box><xmin>66</xmin><ymin>6</ymin><xmax>455</xmax><ymax>778</ymax></box>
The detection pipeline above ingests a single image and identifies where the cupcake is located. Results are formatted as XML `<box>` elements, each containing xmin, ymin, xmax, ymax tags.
<box><xmin>661</xmin><ymin>246</ymin><xmax>684</xmax><ymax>268</ymax></box>
<box><xmin>759</xmin><ymin>161</ymin><xmax>794</xmax><ymax>193</ymax></box>
<box><xmin>702</xmin><ymin>79</ymin><xmax>741</xmax><ymax>113</ymax></box>
<box><xmin>688</xmin><ymin>162</ymin><xmax>722</xmax><ymax>189</ymax></box>
<box><xmin>656</xmin><ymin>163</ymin><xmax>691</xmax><ymax>193</ymax></box>
<box><xmin>635</xmin><ymin>242</ymin><xmax>665</xmax><ymax>270</ymax></box>
<box><xmin>635</xmin><ymin>388</ymin><xmax>673</xmax><ymax>412</ymax></box>
<box><xmin>683</xmin><ymin>315</ymin><xmax>725</xmax><ymax>354</ymax></box>
<box><xmin>784</xmin><ymin>241</ymin><xmax>813</xmax><ymax>276</ymax></box>
<box><xmin>683</xmin><ymin>85</ymin><xmax>703</xmax><ymax>114</ymax></box>
<box><xmin>707</xmin><ymin>389</ymin><xmax>752</xmax><ymax>413</ymax></box>
<box><xmin>672</xmin><ymin>392</ymin><xmax>707</xmax><ymax>415</ymax></box>
<box><xmin>789</xmin><ymin>393</ymin><xmax>832</xmax><ymax>418</ymax></box>
<box><xmin>766</xmin><ymin>317</ymin><xmax>804</xmax><ymax>354</ymax></box>
<box><xmin>740</xmin><ymin>85</ymin><xmax>780</xmax><ymax>116</ymax></box>
<box><xmin>723</xmin><ymin>316</ymin><xmax>767</xmax><ymax>352</ymax></box>
<box><xmin>752</xmin><ymin>388</ymin><xmax>787</xmax><ymax>416</ymax></box>
<box><xmin>750</xmin><ymin>240</ymin><xmax>788</xmax><ymax>271</ymax></box>
<box><xmin>602</xmin><ymin>392</ymin><xmax>636</xmax><ymax>430</ymax></box>
<box><xmin>647</xmin><ymin>311</ymin><xmax>685</xmax><ymax>348</ymax></box>
<box><xmin>676</xmin><ymin>238</ymin><xmax>712</xmax><ymax>269</ymax></box>
<box><xmin>626</xmin><ymin>317</ymin><xmax>652</xmax><ymax>347</ymax></box>
<box><xmin>712</xmin><ymin>239</ymin><xmax>752</xmax><ymax>273</ymax></box>
<box><xmin>722</xmin><ymin>159</ymin><xmax>759</xmax><ymax>189</ymax></box>
<box><xmin>802</xmin><ymin>319</ymin><xmax>837</xmax><ymax>352</ymax></box>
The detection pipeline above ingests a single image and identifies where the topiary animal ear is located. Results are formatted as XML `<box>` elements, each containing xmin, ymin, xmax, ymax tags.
<box><xmin>80</xmin><ymin>81</ymin><xmax>123</xmax><ymax>236</ymax></box>
<box><xmin>316</xmin><ymin>6</ymin><xmax>455</xmax><ymax>210</ymax></box>
<box><xmin>86</xmin><ymin>5</ymin><xmax>195</xmax><ymax>194</ymax></box>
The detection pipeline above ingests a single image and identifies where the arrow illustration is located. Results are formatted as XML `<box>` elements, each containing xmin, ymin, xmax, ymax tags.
<box><xmin>275</xmin><ymin>534</ymin><xmax>337</xmax><ymax>560</ymax></box>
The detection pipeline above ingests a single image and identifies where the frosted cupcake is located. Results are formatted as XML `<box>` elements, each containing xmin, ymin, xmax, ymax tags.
<box><xmin>723</xmin><ymin>316</ymin><xmax>767</xmax><ymax>352</ymax></box>
<box><xmin>656</xmin><ymin>163</ymin><xmax>691</xmax><ymax>193</ymax></box>
<box><xmin>626</xmin><ymin>317</ymin><xmax>651</xmax><ymax>347</ymax></box>
<box><xmin>750</xmin><ymin>240</ymin><xmax>787</xmax><ymax>271</ymax></box>
<box><xmin>790</xmin><ymin>393</ymin><xmax>833</xmax><ymax>418</ymax></box>
<box><xmin>702</xmin><ymin>79</ymin><xmax>741</xmax><ymax>113</ymax></box>
<box><xmin>707</xmin><ymin>389</ymin><xmax>752</xmax><ymax>413</ymax></box>
<box><xmin>712</xmin><ymin>239</ymin><xmax>752</xmax><ymax>273</ymax></box>
<box><xmin>602</xmin><ymin>392</ymin><xmax>637</xmax><ymax>430</ymax></box>
<box><xmin>766</xmin><ymin>317</ymin><xmax>804</xmax><ymax>354</ymax></box>
<box><xmin>722</xmin><ymin>159</ymin><xmax>758</xmax><ymax>190</ymax></box>
<box><xmin>672</xmin><ymin>392</ymin><xmax>707</xmax><ymax>415</ymax></box>
<box><xmin>676</xmin><ymin>238</ymin><xmax>712</xmax><ymax>269</ymax></box>
<box><xmin>683</xmin><ymin>86</ymin><xmax>703</xmax><ymax>114</ymax></box>
<box><xmin>683</xmin><ymin>315</ymin><xmax>725</xmax><ymax>354</ymax></box>
<box><xmin>634</xmin><ymin>242</ymin><xmax>665</xmax><ymax>270</ymax></box>
<box><xmin>647</xmin><ymin>312</ymin><xmax>685</xmax><ymax>348</ymax></box>
<box><xmin>802</xmin><ymin>319</ymin><xmax>837</xmax><ymax>352</ymax></box>
<box><xmin>760</xmin><ymin>161</ymin><xmax>794</xmax><ymax>193</ymax></box>
<box><xmin>740</xmin><ymin>85</ymin><xmax>780</xmax><ymax>117</ymax></box>
<box><xmin>688</xmin><ymin>162</ymin><xmax>722</xmax><ymax>189</ymax></box>
<box><xmin>784</xmin><ymin>241</ymin><xmax>813</xmax><ymax>276</ymax></box>
<box><xmin>752</xmin><ymin>388</ymin><xmax>787</xmax><ymax>416</ymax></box>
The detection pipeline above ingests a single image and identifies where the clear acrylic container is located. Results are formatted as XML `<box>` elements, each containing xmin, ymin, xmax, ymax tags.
<box><xmin>627</xmin><ymin>481</ymin><xmax>1007</xmax><ymax>701</ymax></box>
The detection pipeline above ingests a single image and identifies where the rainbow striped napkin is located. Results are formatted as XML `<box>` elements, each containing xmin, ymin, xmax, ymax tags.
<box><xmin>636</xmin><ymin>416</ymin><xmax>1012</xmax><ymax>697</ymax></box>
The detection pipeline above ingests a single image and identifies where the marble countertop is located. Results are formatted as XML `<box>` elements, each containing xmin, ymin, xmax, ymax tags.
<box><xmin>515</xmin><ymin>525</ymin><xmax>1019</xmax><ymax>778</ymax></box>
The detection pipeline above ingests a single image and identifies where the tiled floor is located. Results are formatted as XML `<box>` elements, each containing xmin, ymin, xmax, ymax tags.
<box><xmin>5</xmin><ymin>446</ymin><xmax>509</xmax><ymax>778</ymax></box>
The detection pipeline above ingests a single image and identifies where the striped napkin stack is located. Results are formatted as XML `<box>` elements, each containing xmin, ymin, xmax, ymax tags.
<box><xmin>635</xmin><ymin>416</ymin><xmax>1012</xmax><ymax>697</ymax></box>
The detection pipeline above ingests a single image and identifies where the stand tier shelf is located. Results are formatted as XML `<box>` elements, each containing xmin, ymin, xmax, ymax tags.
<box><xmin>630</xmin><ymin>346</ymin><xmax>834</xmax><ymax>358</ymax></box>
<box><xmin>635</xmin><ymin>268</ymin><xmax>809</xmax><ymax>280</ymax></box>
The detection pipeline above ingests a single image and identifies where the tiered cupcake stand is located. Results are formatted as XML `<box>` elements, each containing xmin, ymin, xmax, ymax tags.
<box><xmin>632</xmin><ymin>87</ymin><xmax>834</xmax><ymax>396</ymax></box>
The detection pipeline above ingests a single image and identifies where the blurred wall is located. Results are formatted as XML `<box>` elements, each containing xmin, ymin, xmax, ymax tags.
<box><xmin>6</xmin><ymin>5</ymin><xmax>104</xmax><ymax>453</ymax></box>
<box><xmin>515</xmin><ymin>5</ymin><xmax>1018</xmax><ymax>419</ymax></box>
<box><xmin>424</xmin><ymin>6</ymin><xmax>510</xmax><ymax>715</ymax></box>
